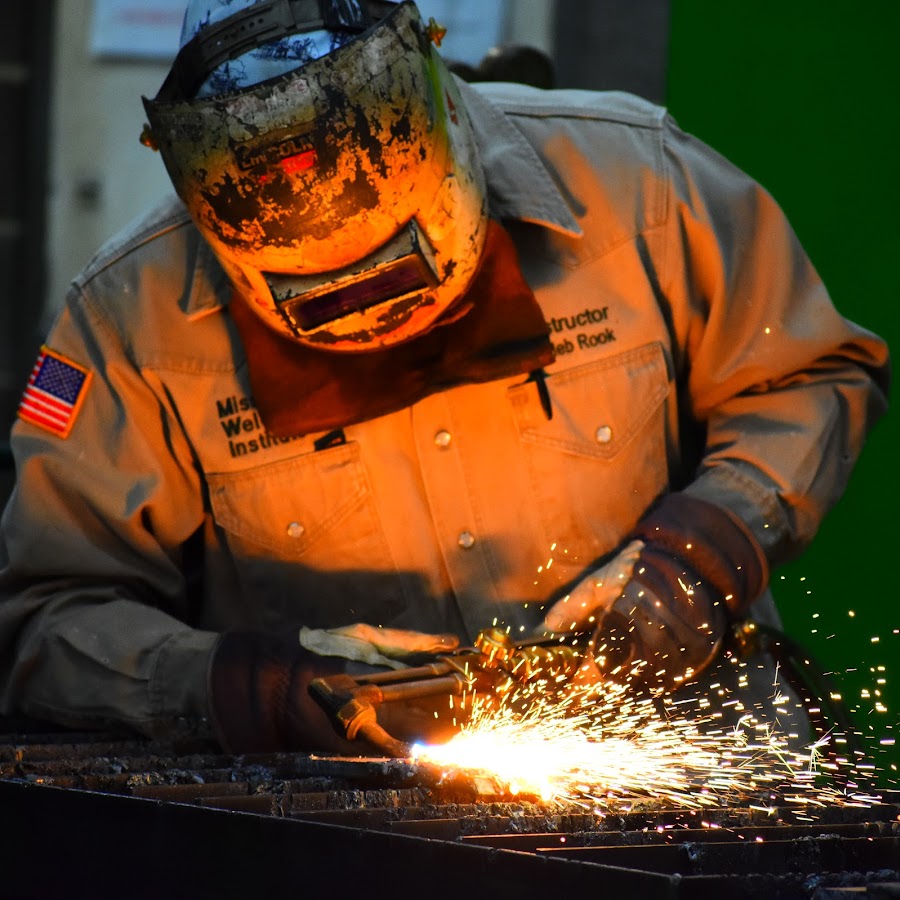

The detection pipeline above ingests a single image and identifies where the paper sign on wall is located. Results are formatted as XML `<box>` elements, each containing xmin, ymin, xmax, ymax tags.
<box><xmin>90</xmin><ymin>0</ymin><xmax>186</xmax><ymax>60</ymax></box>
<box><xmin>89</xmin><ymin>0</ymin><xmax>507</xmax><ymax>65</ymax></box>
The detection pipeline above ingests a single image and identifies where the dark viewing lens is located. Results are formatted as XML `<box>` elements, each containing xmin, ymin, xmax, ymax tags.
<box><xmin>286</xmin><ymin>259</ymin><xmax>428</xmax><ymax>331</ymax></box>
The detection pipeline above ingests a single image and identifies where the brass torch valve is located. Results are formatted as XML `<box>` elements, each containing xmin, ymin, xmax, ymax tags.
<box><xmin>472</xmin><ymin>627</ymin><xmax>586</xmax><ymax>692</ymax></box>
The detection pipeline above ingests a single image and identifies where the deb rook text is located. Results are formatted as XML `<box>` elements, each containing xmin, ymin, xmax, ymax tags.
<box><xmin>548</xmin><ymin>306</ymin><xmax>616</xmax><ymax>356</ymax></box>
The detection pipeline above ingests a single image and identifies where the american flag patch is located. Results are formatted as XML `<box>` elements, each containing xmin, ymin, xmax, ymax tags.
<box><xmin>18</xmin><ymin>346</ymin><xmax>92</xmax><ymax>438</ymax></box>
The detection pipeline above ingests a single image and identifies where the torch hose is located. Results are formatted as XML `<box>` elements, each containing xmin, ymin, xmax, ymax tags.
<box><xmin>737</xmin><ymin>621</ymin><xmax>862</xmax><ymax>753</ymax></box>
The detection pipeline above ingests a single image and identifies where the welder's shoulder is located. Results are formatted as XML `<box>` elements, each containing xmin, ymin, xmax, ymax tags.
<box><xmin>76</xmin><ymin>192</ymin><xmax>196</xmax><ymax>285</ymax></box>
<box><xmin>468</xmin><ymin>83</ymin><xmax>673</xmax><ymax>233</ymax></box>
<box><xmin>474</xmin><ymin>82</ymin><xmax>667</xmax><ymax>132</ymax></box>
<box><xmin>469</xmin><ymin>82</ymin><xmax>672</xmax><ymax>189</ymax></box>
<box><xmin>67</xmin><ymin>193</ymin><xmax>228</xmax><ymax>345</ymax></box>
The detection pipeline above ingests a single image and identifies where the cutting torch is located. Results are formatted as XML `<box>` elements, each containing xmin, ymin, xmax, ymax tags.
<box><xmin>308</xmin><ymin>627</ymin><xmax>586</xmax><ymax>757</ymax></box>
<box><xmin>309</xmin><ymin>620</ymin><xmax>855</xmax><ymax>759</ymax></box>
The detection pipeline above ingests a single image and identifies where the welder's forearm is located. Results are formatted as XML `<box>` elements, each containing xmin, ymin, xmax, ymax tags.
<box><xmin>1</xmin><ymin>591</ymin><xmax>216</xmax><ymax>736</ymax></box>
<box><xmin>663</xmin><ymin>116</ymin><xmax>889</xmax><ymax>570</ymax></box>
<box><xmin>685</xmin><ymin>367</ymin><xmax>888</xmax><ymax>566</ymax></box>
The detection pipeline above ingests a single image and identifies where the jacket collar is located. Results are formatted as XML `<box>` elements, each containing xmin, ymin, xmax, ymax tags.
<box><xmin>457</xmin><ymin>80</ymin><xmax>583</xmax><ymax>237</ymax></box>
<box><xmin>180</xmin><ymin>232</ymin><xmax>231</xmax><ymax>319</ymax></box>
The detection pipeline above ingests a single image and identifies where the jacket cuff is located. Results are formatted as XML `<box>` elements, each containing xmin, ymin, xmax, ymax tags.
<box><xmin>633</xmin><ymin>492</ymin><xmax>769</xmax><ymax>616</ymax></box>
<box><xmin>150</xmin><ymin>628</ymin><xmax>218</xmax><ymax>724</ymax></box>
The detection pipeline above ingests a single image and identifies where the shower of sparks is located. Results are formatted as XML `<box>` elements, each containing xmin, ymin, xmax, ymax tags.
<box><xmin>412</xmin><ymin>565</ymin><xmax>898</xmax><ymax>813</ymax></box>
<box><xmin>412</xmin><ymin>675</ymin><xmax>886</xmax><ymax>813</ymax></box>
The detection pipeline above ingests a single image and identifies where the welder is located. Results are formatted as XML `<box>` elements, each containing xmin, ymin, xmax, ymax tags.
<box><xmin>0</xmin><ymin>0</ymin><xmax>889</xmax><ymax>755</ymax></box>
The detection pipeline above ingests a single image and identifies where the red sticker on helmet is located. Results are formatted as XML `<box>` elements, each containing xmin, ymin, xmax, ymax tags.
<box><xmin>279</xmin><ymin>150</ymin><xmax>317</xmax><ymax>174</ymax></box>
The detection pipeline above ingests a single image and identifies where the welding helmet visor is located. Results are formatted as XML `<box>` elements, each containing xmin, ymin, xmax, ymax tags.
<box><xmin>142</xmin><ymin>1</ymin><xmax>488</xmax><ymax>351</ymax></box>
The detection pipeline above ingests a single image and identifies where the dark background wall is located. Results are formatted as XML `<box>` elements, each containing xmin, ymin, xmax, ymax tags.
<box><xmin>664</xmin><ymin>4</ymin><xmax>899</xmax><ymax>767</ymax></box>
<box><xmin>0</xmin><ymin>4</ymin><xmax>54</xmax><ymax>500</ymax></box>
<box><xmin>553</xmin><ymin>0</ymin><xmax>670</xmax><ymax>102</ymax></box>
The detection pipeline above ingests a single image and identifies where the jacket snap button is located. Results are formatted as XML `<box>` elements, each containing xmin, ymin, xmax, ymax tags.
<box><xmin>457</xmin><ymin>531</ymin><xmax>476</xmax><ymax>549</ymax></box>
<box><xmin>434</xmin><ymin>430</ymin><xmax>452</xmax><ymax>449</ymax></box>
<box><xmin>595</xmin><ymin>425</ymin><xmax>613</xmax><ymax>444</ymax></box>
<box><xmin>286</xmin><ymin>522</ymin><xmax>305</xmax><ymax>539</ymax></box>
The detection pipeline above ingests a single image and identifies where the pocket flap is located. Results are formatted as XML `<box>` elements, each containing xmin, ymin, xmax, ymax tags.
<box><xmin>206</xmin><ymin>443</ymin><xmax>368</xmax><ymax>556</ymax></box>
<box><xmin>510</xmin><ymin>342</ymin><xmax>669</xmax><ymax>460</ymax></box>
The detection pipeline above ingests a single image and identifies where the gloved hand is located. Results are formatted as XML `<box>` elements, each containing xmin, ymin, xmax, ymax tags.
<box><xmin>541</xmin><ymin>493</ymin><xmax>768</xmax><ymax>690</ymax></box>
<box><xmin>208</xmin><ymin>624</ymin><xmax>459</xmax><ymax>754</ymax></box>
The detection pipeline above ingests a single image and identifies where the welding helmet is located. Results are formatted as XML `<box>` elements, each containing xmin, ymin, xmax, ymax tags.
<box><xmin>141</xmin><ymin>0</ymin><xmax>488</xmax><ymax>352</ymax></box>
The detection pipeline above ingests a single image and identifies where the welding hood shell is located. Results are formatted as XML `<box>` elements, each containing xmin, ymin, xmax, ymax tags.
<box><xmin>143</xmin><ymin>2</ymin><xmax>488</xmax><ymax>351</ymax></box>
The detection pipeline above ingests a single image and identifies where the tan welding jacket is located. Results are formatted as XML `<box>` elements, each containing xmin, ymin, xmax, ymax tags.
<box><xmin>0</xmin><ymin>82</ymin><xmax>889</xmax><ymax>736</ymax></box>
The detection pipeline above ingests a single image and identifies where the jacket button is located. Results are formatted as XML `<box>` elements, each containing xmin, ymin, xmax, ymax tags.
<box><xmin>286</xmin><ymin>522</ymin><xmax>305</xmax><ymax>539</ymax></box>
<box><xmin>434</xmin><ymin>430</ymin><xmax>452</xmax><ymax>449</ymax></box>
<box><xmin>457</xmin><ymin>531</ymin><xmax>476</xmax><ymax>549</ymax></box>
<box><xmin>595</xmin><ymin>425</ymin><xmax>613</xmax><ymax>444</ymax></box>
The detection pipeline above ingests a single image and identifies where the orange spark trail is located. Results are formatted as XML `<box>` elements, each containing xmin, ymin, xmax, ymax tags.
<box><xmin>412</xmin><ymin>680</ymin><xmax>884</xmax><ymax>812</ymax></box>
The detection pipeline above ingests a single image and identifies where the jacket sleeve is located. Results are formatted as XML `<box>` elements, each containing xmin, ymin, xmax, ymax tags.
<box><xmin>0</xmin><ymin>284</ymin><xmax>218</xmax><ymax>736</ymax></box>
<box><xmin>659</xmin><ymin>114</ymin><xmax>889</xmax><ymax>564</ymax></box>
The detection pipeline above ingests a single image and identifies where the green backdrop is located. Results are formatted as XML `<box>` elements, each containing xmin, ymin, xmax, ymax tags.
<box><xmin>666</xmin><ymin>3</ymin><xmax>900</xmax><ymax>776</ymax></box>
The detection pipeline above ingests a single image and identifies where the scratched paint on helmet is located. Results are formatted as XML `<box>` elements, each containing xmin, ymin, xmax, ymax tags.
<box><xmin>193</xmin><ymin>31</ymin><xmax>438</xmax><ymax>252</ymax></box>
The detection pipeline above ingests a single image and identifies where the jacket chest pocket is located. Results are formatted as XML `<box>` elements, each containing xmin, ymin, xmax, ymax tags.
<box><xmin>205</xmin><ymin>443</ymin><xmax>404</xmax><ymax>627</ymax></box>
<box><xmin>508</xmin><ymin>342</ymin><xmax>670</xmax><ymax>572</ymax></box>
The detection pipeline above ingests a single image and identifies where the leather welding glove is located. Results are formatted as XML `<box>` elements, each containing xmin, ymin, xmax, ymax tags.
<box><xmin>541</xmin><ymin>493</ymin><xmax>768</xmax><ymax>691</ymax></box>
<box><xmin>298</xmin><ymin>624</ymin><xmax>465</xmax><ymax>748</ymax></box>
<box><xmin>208</xmin><ymin>625</ymin><xmax>459</xmax><ymax>755</ymax></box>
<box><xmin>298</xmin><ymin>623</ymin><xmax>458</xmax><ymax>669</ymax></box>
